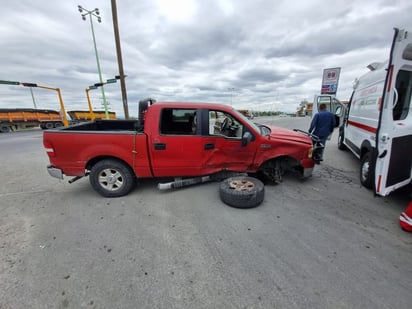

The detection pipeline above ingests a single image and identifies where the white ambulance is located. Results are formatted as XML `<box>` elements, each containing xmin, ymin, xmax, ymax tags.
<box><xmin>314</xmin><ymin>28</ymin><xmax>412</xmax><ymax>196</ymax></box>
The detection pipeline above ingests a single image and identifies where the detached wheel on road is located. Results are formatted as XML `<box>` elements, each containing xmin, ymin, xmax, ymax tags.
<box><xmin>219</xmin><ymin>176</ymin><xmax>264</xmax><ymax>209</ymax></box>
<box><xmin>89</xmin><ymin>159</ymin><xmax>136</xmax><ymax>197</ymax></box>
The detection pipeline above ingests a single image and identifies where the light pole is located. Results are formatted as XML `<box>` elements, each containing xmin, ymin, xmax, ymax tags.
<box><xmin>78</xmin><ymin>5</ymin><xmax>109</xmax><ymax>119</ymax></box>
<box><xmin>29</xmin><ymin>87</ymin><xmax>37</xmax><ymax>109</ymax></box>
<box><xmin>228</xmin><ymin>87</ymin><xmax>235</xmax><ymax>106</ymax></box>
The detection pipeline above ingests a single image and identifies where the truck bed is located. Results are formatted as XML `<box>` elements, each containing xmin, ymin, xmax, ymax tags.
<box><xmin>59</xmin><ymin>119</ymin><xmax>142</xmax><ymax>132</ymax></box>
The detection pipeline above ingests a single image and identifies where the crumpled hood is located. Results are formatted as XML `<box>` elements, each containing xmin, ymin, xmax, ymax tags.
<box><xmin>267</xmin><ymin>125</ymin><xmax>312</xmax><ymax>145</ymax></box>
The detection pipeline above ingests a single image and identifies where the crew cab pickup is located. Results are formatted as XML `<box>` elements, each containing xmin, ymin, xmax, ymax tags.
<box><xmin>43</xmin><ymin>100</ymin><xmax>315</xmax><ymax>197</ymax></box>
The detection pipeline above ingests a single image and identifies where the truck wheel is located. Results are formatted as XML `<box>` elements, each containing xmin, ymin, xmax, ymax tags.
<box><xmin>45</xmin><ymin>122</ymin><xmax>54</xmax><ymax>129</ymax></box>
<box><xmin>219</xmin><ymin>176</ymin><xmax>264</xmax><ymax>209</ymax></box>
<box><xmin>89</xmin><ymin>159</ymin><xmax>136</xmax><ymax>197</ymax></box>
<box><xmin>360</xmin><ymin>152</ymin><xmax>374</xmax><ymax>189</ymax></box>
<box><xmin>0</xmin><ymin>125</ymin><xmax>10</xmax><ymax>133</ymax></box>
<box><xmin>337</xmin><ymin>132</ymin><xmax>347</xmax><ymax>150</ymax></box>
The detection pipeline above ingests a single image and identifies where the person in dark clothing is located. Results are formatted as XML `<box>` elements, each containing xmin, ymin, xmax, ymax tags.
<box><xmin>309</xmin><ymin>103</ymin><xmax>336</xmax><ymax>161</ymax></box>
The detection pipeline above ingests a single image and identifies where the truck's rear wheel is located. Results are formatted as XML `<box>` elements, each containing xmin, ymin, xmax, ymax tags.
<box><xmin>89</xmin><ymin>159</ymin><xmax>136</xmax><ymax>197</ymax></box>
<box><xmin>360</xmin><ymin>152</ymin><xmax>374</xmax><ymax>189</ymax></box>
<box><xmin>219</xmin><ymin>176</ymin><xmax>265</xmax><ymax>208</ymax></box>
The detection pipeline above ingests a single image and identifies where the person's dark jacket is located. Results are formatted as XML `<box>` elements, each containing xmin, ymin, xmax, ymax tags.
<box><xmin>309</xmin><ymin>110</ymin><xmax>336</xmax><ymax>139</ymax></box>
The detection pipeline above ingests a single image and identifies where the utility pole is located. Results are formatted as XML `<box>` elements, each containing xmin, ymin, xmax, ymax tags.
<box><xmin>29</xmin><ymin>87</ymin><xmax>37</xmax><ymax>109</ymax></box>
<box><xmin>78</xmin><ymin>5</ymin><xmax>109</xmax><ymax>119</ymax></box>
<box><xmin>111</xmin><ymin>0</ymin><xmax>129</xmax><ymax>119</ymax></box>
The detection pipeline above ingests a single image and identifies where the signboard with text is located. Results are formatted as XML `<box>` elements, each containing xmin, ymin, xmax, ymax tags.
<box><xmin>321</xmin><ymin>67</ymin><xmax>341</xmax><ymax>94</ymax></box>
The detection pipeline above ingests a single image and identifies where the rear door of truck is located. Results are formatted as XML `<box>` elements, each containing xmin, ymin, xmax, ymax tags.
<box><xmin>375</xmin><ymin>28</ymin><xmax>412</xmax><ymax>196</ymax></box>
<box><xmin>149</xmin><ymin>107</ymin><xmax>204</xmax><ymax>177</ymax></box>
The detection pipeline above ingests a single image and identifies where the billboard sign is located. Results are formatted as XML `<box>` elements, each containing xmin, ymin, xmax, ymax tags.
<box><xmin>321</xmin><ymin>67</ymin><xmax>341</xmax><ymax>94</ymax></box>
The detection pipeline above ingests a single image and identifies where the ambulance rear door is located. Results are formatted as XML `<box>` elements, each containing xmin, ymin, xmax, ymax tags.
<box><xmin>375</xmin><ymin>28</ymin><xmax>412</xmax><ymax>196</ymax></box>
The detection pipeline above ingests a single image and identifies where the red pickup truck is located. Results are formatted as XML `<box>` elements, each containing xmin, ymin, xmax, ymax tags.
<box><xmin>43</xmin><ymin>100</ymin><xmax>315</xmax><ymax>197</ymax></box>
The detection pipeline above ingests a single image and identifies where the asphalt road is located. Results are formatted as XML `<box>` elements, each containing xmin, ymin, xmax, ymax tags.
<box><xmin>1</xmin><ymin>117</ymin><xmax>411</xmax><ymax>309</ymax></box>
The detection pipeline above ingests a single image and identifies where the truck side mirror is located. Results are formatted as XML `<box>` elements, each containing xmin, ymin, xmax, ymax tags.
<box><xmin>241</xmin><ymin>131</ymin><xmax>253</xmax><ymax>147</ymax></box>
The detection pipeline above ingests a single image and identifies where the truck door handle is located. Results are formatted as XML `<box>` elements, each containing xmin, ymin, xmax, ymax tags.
<box><xmin>154</xmin><ymin>143</ymin><xmax>166</xmax><ymax>150</ymax></box>
<box><xmin>204</xmin><ymin>143</ymin><xmax>215</xmax><ymax>150</ymax></box>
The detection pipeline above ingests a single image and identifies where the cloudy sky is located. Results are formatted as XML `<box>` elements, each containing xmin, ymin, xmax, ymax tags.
<box><xmin>1</xmin><ymin>0</ymin><xmax>411</xmax><ymax>117</ymax></box>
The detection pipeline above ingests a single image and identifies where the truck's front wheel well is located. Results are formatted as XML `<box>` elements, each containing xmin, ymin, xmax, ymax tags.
<box><xmin>257</xmin><ymin>156</ymin><xmax>300</xmax><ymax>184</ymax></box>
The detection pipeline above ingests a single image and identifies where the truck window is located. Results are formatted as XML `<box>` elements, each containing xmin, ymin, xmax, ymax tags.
<box><xmin>393</xmin><ymin>69</ymin><xmax>412</xmax><ymax>121</ymax></box>
<box><xmin>160</xmin><ymin>108</ymin><xmax>197</xmax><ymax>135</ymax></box>
<box><xmin>209</xmin><ymin>110</ymin><xmax>243</xmax><ymax>138</ymax></box>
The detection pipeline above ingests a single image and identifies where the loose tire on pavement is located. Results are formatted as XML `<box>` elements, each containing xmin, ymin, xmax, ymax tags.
<box><xmin>89</xmin><ymin>159</ymin><xmax>136</xmax><ymax>197</ymax></box>
<box><xmin>219</xmin><ymin>176</ymin><xmax>264</xmax><ymax>209</ymax></box>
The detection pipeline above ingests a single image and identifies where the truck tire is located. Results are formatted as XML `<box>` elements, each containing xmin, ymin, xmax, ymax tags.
<box><xmin>89</xmin><ymin>159</ymin><xmax>136</xmax><ymax>197</ymax></box>
<box><xmin>0</xmin><ymin>125</ymin><xmax>10</xmax><ymax>133</ymax></box>
<box><xmin>219</xmin><ymin>176</ymin><xmax>264</xmax><ymax>209</ymax></box>
<box><xmin>45</xmin><ymin>122</ymin><xmax>54</xmax><ymax>129</ymax></box>
<box><xmin>360</xmin><ymin>152</ymin><xmax>374</xmax><ymax>189</ymax></box>
<box><xmin>337</xmin><ymin>132</ymin><xmax>347</xmax><ymax>150</ymax></box>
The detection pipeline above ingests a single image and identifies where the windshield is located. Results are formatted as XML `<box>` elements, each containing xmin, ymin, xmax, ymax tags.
<box><xmin>232</xmin><ymin>109</ymin><xmax>268</xmax><ymax>135</ymax></box>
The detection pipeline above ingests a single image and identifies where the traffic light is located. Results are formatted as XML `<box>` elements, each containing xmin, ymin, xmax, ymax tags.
<box><xmin>21</xmin><ymin>82</ymin><xmax>38</xmax><ymax>87</ymax></box>
<box><xmin>0</xmin><ymin>80</ymin><xmax>20</xmax><ymax>85</ymax></box>
<box><xmin>94</xmin><ymin>83</ymin><xmax>104</xmax><ymax>87</ymax></box>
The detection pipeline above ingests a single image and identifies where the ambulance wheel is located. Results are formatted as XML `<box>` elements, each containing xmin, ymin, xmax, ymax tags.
<box><xmin>360</xmin><ymin>152</ymin><xmax>374</xmax><ymax>189</ymax></box>
<box><xmin>89</xmin><ymin>159</ymin><xmax>136</xmax><ymax>197</ymax></box>
<box><xmin>219</xmin><ymin>176</ymin><xmax>264</xmax><ymax>209</ymax></box>
<box><xmin>337</xmin><ymin>132</ymin><xmax>347</xmax><ymax>150</ymax></box>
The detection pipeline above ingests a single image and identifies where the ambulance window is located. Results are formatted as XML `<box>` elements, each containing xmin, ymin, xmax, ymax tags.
<box><xmin>393</xmin><ymin>70</ymin><xmax>412</xmax><ymax>120</ymax></box>
<box><xmin>402</xmin><ymin>43</ymin><xmax>412</xmax><ymax>61</ymax></box>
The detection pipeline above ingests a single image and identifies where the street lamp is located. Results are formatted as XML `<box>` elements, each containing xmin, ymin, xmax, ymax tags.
<box><xmin>228</xmin><ymin>87</ymin><xmax>235</xmax><ymax>106</ymax></box>
<box><xmin>78</xmin><ymin>5</ymin><xmax>109</xmax><ymax>119</ymax></box>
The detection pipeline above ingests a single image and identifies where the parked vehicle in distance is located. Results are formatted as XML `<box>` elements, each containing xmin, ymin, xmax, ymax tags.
<box><xmin>237</xmin><ymin>109</ymin><xmax>254</xmax><ymax>119</ymax></box>
<box><xmin>0</xmin><ymin>108</ymin><xmax>117</xmax><ymax>133</ymax></box>
<box><xmin>43</xmin><ymin>99</ymin><xmax>316</xmax><ymax>197</ymax></box>
<box><xmin>314</xmin><ymin>28</ymin><xmax>412</xmax><ymax>196</ymax></box>
<box><xmin>0</xmin><ymin>108</ymin><xmax>63</xmax><ymax>132</ymax></box>
<box><xmin>67</xmin><ymin>110</ymin><xmax>116</xmax><ymax>122</ymax></box>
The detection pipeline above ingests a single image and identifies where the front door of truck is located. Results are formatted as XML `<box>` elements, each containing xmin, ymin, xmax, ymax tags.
<box><xmin>375</xmin><ymin>29</ymin><xmax>412</xmax><ymax>196</ymax></box>
<box><xmin>202</xmin><ymin>110</ymin><xmax>258</xmax><ymax>172</ymax></box>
